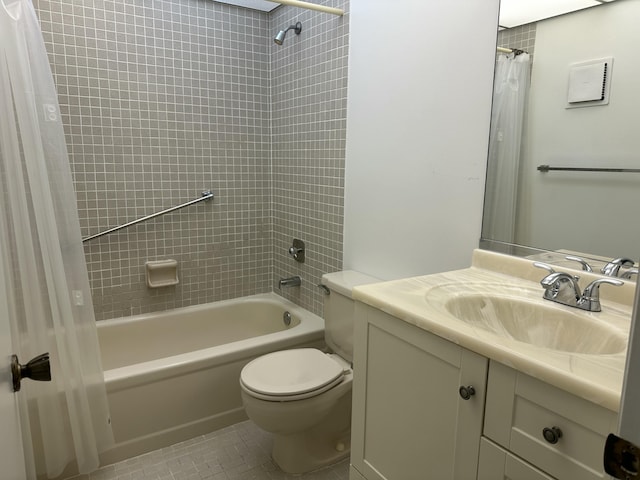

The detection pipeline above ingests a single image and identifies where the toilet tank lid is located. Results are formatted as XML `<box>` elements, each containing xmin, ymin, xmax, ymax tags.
<box><xmin>321</xmin><ymin>270</ymin><xmax>380</xmax><ymax>298</ymax></box>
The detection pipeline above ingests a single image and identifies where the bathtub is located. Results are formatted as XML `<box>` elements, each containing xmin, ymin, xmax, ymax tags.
<box><xmin>97</xmin><ymin>293</ymin><xmax>325</xmax><ymax>465</ymax></box>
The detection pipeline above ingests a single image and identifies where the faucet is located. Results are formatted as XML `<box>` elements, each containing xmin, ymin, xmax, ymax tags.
<box><xmin>621</xmin><ymin>267</ymin><xmax>639</xmax><ymax>280</ymax></box>
<box><xmin>564</xmin><ymin>255</ymin><xmax>593</xmax><ymax>272</ymax></box>
<box><xmin>278</xmin><ymin>276</ymin><xmax>301</xmax><ymax>289</ymax></box>
<box><xmin>601</xmin><ymin>257</ymin><xmax>635</xmax><ymax>277</ymax></box>
<box><xmin>536</xmin><ymin>264</ymin><xmax>623</xmax><ymax>312</ymax></box>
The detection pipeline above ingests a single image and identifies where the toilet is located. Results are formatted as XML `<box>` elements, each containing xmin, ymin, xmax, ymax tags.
<box><xmin>239</xmin><ymin>270</ymin><xmax>379</xmax><ymax>474</ymax></box>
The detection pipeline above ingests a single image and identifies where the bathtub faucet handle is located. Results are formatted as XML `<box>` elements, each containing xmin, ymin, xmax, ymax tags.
<box><xmin>288</xmin><ymin>239</ymin><xmax>305</xmax><ymax>263</ymax></box>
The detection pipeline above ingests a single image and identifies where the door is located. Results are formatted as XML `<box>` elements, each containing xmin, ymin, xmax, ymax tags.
<box><xmin>351</xmin><ymin>304</ymin><xmax>488</xmax><ymax>480</ymax></box>
<box><xmin>1</xmin><ymin>299</ymin><xmax>27</xmax><ymax>479</ymax></box>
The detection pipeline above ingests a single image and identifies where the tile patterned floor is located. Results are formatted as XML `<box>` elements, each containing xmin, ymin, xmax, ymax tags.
<box><xmin>67</xmin><ymin>421</ymin><xmax>349</xmax><ymax>480</ymax></box>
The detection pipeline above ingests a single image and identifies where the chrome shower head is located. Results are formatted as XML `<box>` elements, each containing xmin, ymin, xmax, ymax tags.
<box><xmin>274</xmin><ymin>21</ymin><xmax>302</xmax><ymax>45</ymax></box>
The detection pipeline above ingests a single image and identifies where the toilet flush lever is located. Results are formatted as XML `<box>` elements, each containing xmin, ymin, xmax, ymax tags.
<box><xmin>318</xmin><ymin>284</ymin><xmax>330</xmax><ymax>295</ymax></box>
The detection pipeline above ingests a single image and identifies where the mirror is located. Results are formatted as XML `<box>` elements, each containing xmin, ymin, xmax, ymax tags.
<box><xmin>481</xmin><ymin>0</ymin><xmax>640</xmax><ymax>275</ymax></box>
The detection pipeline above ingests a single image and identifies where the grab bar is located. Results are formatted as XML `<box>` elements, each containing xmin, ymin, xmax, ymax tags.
<box><xmin>82</xmin><ymin>190</ymin><xmax>214</xmax><ymax>243</ymax></box>
<box><xmin>537</xmin><ymin>165</ymin><xmax>640</xmax><ymax>173</ymax></box>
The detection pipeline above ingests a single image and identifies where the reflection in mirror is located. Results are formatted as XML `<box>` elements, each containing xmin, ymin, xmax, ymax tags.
<box><xmin>482</xmin><ymin>0</ymin><xmax>640</xmax><ymax>279</ymax></box>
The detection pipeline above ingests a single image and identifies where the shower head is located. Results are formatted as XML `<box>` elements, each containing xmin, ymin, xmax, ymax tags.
<box><xmin>274</xmin><ymin>21</ymin><xmax>302</xmax><ymax>45</ymax></box>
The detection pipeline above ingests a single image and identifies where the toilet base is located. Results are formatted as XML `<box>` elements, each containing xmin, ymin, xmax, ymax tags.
<box><xmin>271</xmin><ymin>393</ymin><xmax>352</xmax><ymax>474</ymax></box>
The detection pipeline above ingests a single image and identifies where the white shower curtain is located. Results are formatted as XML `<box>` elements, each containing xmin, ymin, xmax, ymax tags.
<box><xmin>483</xmin><ymin>52</ymin><xmax>531</xmax><ymax>243</ymax></box>
<box><xmin>0</xmin><ymin>0</ymin><xmax>113</xmax><ymax>477</ymax></box>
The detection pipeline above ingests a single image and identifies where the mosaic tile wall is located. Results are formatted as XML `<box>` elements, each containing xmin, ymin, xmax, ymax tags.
<box><xmin>34</xmin><ymin>0</ymin><xmax>349</xmax><ymax>320</ymax></box>
<box><xmin>270</xmin><ymin>0</ymin><xmax>349</xmax><ymax>315</ymax></box>
<box><xmin>498</xmin><ymin>22</ymin><xmax>537</xmax><ymax>58</ymax></box>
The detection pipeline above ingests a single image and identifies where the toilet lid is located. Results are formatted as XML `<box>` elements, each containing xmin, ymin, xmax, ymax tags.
<box><xmin>240</xmin><ymin>348</ymin><xmax>345</xmax><ymax>397</ymax></box>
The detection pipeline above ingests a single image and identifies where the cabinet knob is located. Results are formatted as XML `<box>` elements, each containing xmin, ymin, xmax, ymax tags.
<box><xmin>459</xmin><ymin>385</ymin><xmax>476</xmax><ymax>400</ymax></box>
<box><xmin>542</xmin><ymin>426</ymin><xmax>563</xmax><ymax>444</ymax></box>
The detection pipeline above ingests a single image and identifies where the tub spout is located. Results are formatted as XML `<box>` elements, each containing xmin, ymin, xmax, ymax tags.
<box><xmin>278</xmin><ymin>276</ymin><xmax>301</xmax><ymax>289</ymax></box>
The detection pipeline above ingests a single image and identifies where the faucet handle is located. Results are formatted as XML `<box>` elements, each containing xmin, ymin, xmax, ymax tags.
<box><xmin>601</xmin><ymin>258</ymin><xmax>635</xmax><ymax>277</ymax></box>
<box><xmin>580</xmin><ymin>278</ymin><xmax>624</xmax><ymax>312</ymax></box>
<box><xmin>564</xmin><ymin>255</ymin><xmax>593</xmax><ymax>272</ymax></box>
<box><xmin>533</xmin><ymin>262</ymin><xmax>556</xmax><ymax>275</ymax></box>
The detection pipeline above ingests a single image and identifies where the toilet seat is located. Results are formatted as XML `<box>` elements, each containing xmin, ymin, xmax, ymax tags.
<box><xmin>240</xmin><ymin>348</ymin><xmax>348</xmax><ymax>402</ymax></box>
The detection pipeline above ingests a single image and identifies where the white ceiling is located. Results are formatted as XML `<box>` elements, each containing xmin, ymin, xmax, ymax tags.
<box><xmin>213</xmin><ymin>0</ymin><xmax>278</xmax><ymax>12</ymax></box>
<box><xmin>499</xmin><ymin>0</ymin><xmax>616</xmax><ymax>28</ymax></box>
<box><xmin>212</xmin><ymin>0</ymin><xmax>616</xmax><ymax>28</ymax></box>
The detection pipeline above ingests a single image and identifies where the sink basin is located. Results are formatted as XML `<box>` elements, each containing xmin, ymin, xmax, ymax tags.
<box><xmin>444</xmin><ymin>293</ymin><xmax>627</xmax><ymax>355</ymax></box>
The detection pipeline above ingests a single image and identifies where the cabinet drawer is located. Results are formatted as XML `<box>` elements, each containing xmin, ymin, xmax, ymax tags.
<box><xmin>484</xmin><ymin>361</ymin><xmax>617</xmax><ymax>480</ymax></box>
<box><xmin>478</xmin><ymin>437</ymin><xmax>554</xmax><ymax>480</ymax></box>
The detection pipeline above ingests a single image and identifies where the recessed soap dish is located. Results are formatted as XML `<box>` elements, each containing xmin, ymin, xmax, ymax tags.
<box><xmin>146</xmin><ymin>259</ymin><xmax>179</xmax><ymax>288</ymax></box>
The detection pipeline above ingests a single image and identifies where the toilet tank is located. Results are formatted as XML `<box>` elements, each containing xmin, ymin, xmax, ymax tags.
<box><xmin>321</xmin><ymin>271</ymin><xmax>380</xmax><ymax>362</ymax></box>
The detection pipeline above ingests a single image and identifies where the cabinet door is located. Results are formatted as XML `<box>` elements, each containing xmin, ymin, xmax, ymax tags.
<box><xmin>478</xmin><ymin>437</ymin><xmax>555</xmax><ymax>480</ymax></box>
<box><xmin>484</xmin><ymin>361</ymin><xmax>617</xmax><ymax>480</ymax></box>
<box><xmin>351</xmin><ymin>304</ymin><xmax>488</xmax><ymax>480</ymax></box>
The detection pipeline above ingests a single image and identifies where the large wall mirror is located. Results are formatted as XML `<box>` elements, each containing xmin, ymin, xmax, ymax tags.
<box><xmin>481</xmin><ymin>0</ymin><xmax>640</xmax><ymax>274</ymax></box>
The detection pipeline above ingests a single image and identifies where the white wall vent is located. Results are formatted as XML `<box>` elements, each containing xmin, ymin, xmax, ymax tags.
<box><xmin>566</xmin><ymin>57</ymin><xmax>613</xmax><ymax>108</ymax></box>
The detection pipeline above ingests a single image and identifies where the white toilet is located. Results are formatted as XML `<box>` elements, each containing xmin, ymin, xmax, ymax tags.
<box><xmin>239</xmin><ymin>270</ymin><xmax>378</xmax><ymax>474</ymax></box>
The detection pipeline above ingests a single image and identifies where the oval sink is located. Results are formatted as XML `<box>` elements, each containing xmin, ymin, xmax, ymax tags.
<box><xmin>444</xmin><ymin>294</ymin><xmax>627</xmax><ymax>355</ymax></box>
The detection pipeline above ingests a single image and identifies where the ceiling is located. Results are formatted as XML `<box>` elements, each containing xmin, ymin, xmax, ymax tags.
<box><xmin>212</xmin><ymin>0</ymin><xmax>617</xmax><ymax>29</ymax></box>
<box><xmin>213</xmin><ymin>0</ymin><xmax>279</xmax><ymax>12</ymax></box>
<box><xmin>499</xmin><ymin>0</ymin><xmax>616</xmax><ymax>28</ymax></box>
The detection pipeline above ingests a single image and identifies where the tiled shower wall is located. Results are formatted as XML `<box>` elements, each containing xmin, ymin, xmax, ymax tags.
<box><xmin>270</xmin><ymin>0</ymin><xmax>349</xmax><ymax>314</ymax></box>
<box><xmin>497</xmin><ymin>23</ymin><xmax>537</xmax><ymax>58</ymax></box>
<box><xmin>34</xmin><ymin>0</ymin><xmax>348</xmax><ymax>320</ymax></box>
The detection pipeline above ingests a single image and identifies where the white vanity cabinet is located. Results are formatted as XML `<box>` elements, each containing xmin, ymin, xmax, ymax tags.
<box><xmin>482</xmin><ymin>360</ymin><xmax>618</xmax><ymax>480</ymax></box>
<box><xmin>350</xmin><ymin>303</ymin><xmax>488</xmax><ymax>480</ymax></box>
<box><xmin>478</xmin><ymin>437</ymin><xmax>555</xmax><ymax>480</ymax></box>
<box><xmin>350</xmin><ymin>303</ymin><xmax>620</xmax><ymax>480</ymax></box>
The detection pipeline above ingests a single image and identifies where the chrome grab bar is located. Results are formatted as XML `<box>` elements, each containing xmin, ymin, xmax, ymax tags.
<box><xmin>82</xmin><ymin>190</ymin><xmax>214</xmax><ymax>243</ymax></box>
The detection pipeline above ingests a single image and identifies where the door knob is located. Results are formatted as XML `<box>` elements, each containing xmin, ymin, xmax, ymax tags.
<box><xmin>11</xmin><ymin>353</ymin><xmax>51</xmax><ymax>392</ymax></box>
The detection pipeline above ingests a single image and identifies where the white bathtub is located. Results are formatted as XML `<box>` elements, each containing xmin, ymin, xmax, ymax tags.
<box><xmin>98</xmin><ymin>293</ymin><xmax>325</xmax><ymax>465</ymax></box>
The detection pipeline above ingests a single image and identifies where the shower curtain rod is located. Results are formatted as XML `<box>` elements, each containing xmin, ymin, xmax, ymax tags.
<box><xmin>82</xmin><ymin>190</ymin><xmax>214</xmax><ymax>242</ymax></box>
<box><xmin>497</xmin><ymin>46</ymin><xmax>526</xmax><ymax>55</ymax></box>
<box><xmin>265</xmin><ymin>0</ymin><xmax>344</xmax><ymax>16</ymax></box>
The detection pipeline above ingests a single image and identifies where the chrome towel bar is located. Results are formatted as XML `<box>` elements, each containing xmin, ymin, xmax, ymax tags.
<box><xmin>537</xmin><ymin>165</ymin><xmax>640</xmax><ymax>173</ymax></box>
<box><xmin>82</xmin><ymin>190</ymin><xmax>214</xmax><ymax>243</ymax></box>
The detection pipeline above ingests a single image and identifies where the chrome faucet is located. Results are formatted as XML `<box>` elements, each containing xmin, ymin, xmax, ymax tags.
<box><xmin>535</xmin><ymin>263</ymin><xmax>623</xmax><ymax>312</ymax></box>
<box><xmin>601</xmin><ymin>257</ymin><xmax>635</xmax><ymax>277</ymax></box>
<box><xmin>564</xmin><ymin>255</ymin><xmax>593</xmax><ymax>272</ymax></box>
<box><xmin>539</xmin><ymin>271</ymin><xmax>582</xmax><ymax>304</ymax></box>
<box><xmin>621</xmin><ymin>267</ymin><xmax>639</xmax><ymax>280</ymax></box>
<box><xmin>278</xmin><ymin>276</ymin><xmax>301</xmax><ymax>289</ymax></box>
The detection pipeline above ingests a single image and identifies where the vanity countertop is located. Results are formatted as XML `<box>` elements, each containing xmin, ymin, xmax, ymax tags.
<box><xmin>352</xmin><ymin>249</ymin><xmax>635</xmax><ymax>412</ymax></box>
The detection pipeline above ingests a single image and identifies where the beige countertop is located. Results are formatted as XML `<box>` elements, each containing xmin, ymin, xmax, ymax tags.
<box><xmin>352</xmin><ymin>249</ymin><xmax>635</xmax><ymax>412</ymax></box>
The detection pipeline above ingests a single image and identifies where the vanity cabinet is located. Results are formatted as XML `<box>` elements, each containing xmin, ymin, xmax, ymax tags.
<box><xmin>350</xmin><ymin>304</ymin><xmax>619</xmax><ymax>480</ymax></box>
<box><xmin>350</xmin><ymin>304</ymin><xmax>488</xmax><ymax>480</ymax></box>
<box><xmin>483</xmin><ymin>360</ymin><xmax>617</xmax><ymax>480</ymax></box>
<box><xmin>478</xmin><ymin>437</ymin><xmax>555</xmax><ymax>480</ymax></box>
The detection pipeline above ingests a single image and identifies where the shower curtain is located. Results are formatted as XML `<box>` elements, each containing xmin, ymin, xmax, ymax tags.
<box><xmin>483</xmin><ymin>52</ymin><xmax>531</xmax><ymax>243</ymax></box>
<box><xmin>0</xmin><ymin>0</ymin><xmax>113</xmax><ymax>477</ymax></box>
